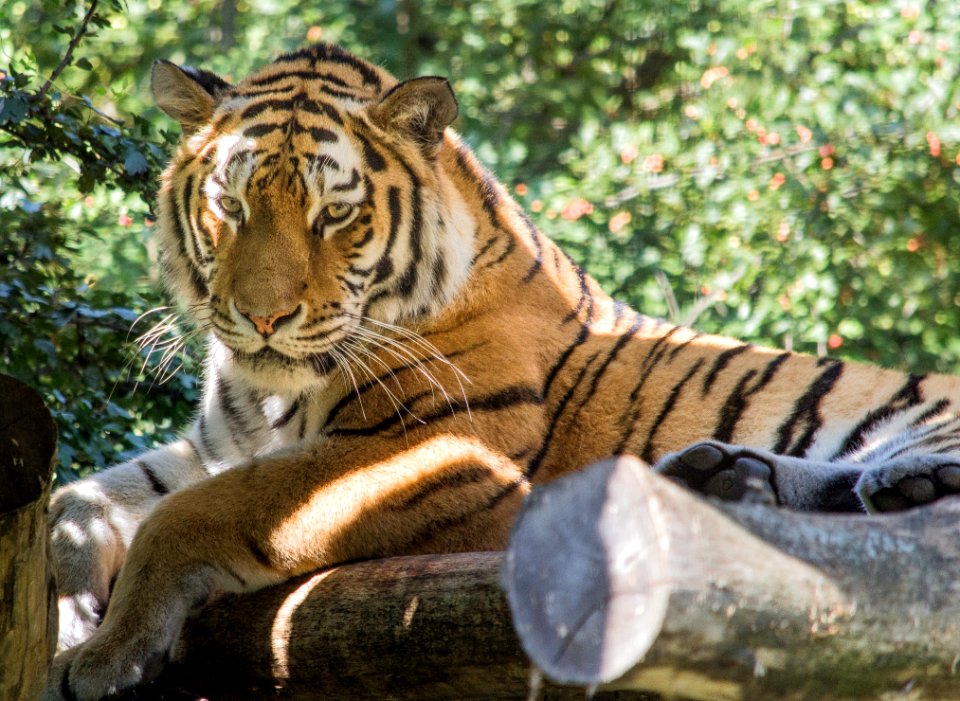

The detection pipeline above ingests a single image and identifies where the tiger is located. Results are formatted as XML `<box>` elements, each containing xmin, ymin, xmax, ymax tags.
<box><xmin>45</xmin><ymin>42</ymin><xmax>960</xmax><ymax>700</ymax></box>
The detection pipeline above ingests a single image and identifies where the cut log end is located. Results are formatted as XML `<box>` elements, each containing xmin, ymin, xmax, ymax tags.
<box><xmin>503</xmin><ymin>456</ymin><xmax>669</xmax><ymax>686</ymax></box>
<box><xmin>0</xmin><ymin>374</ymin><xmax>57</xmax><ymax>512</ymax></box>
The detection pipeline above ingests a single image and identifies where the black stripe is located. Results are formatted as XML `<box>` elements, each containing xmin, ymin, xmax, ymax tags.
<box><xmin>182</xmin><ymin>175</ymin><xmax>207</xmax><ymax>266</ymax></box>
<box><xmin>372</xmin><ymin>186</ymin><xmax>403</xmax><ymax>284</ymax></box>
<box><xmin>713</xmin><ymin>352</ymin><xmax>790</xmax><ymax>443</ymax></box>
<box><xmin>330</xmin><ymin>385</ymin><xmax>543</xmax><ymax>438</ymax></box>
<box><xmin>774</xmin><ymin>359</ymin><xmax>845</xmax><ymax>456</ymax></box>
<box><xmin>246</xmin><ymin>536</ymin><xmax>273</xmax><ymax>569</ymax></box>
<box><xmin>167</xmin><ymin>183</ymin><xmax>208</xmax><ymax>298</ymax></box>
<box><xmin>297</xmin><ymin>410</ymin><xmax>308</xmax><ymax>440</ymax></box>
<box><xmin>872</xmin><ymin>414</ymin><xmax>960</xmax><ymax>460</ymax></box>
<box><xmin>562</xmin><ymin>261</ymin><xmax>592</xmax><ymax>323</ymax></box>
<box><xmin>198</xmin><ymin>414</ymin><xmax>218</xmax><ymax>462</ymax></box>
<box><xmin>336</xmin><ymin>274</ymin><xmax>365</xmax><ymax>295</ymax></box>
<box><xmin>471</xmin><ymin>236</ymin><xmax>498</xmax><ymax>266</ymax></box>
<box><xmin>235</xmin><ymin>84</ymin><xmax>297</xmax><ymax>98</ymax></box>
<box><xmin>218</xmin><ymin>377</ymin><xmax>250</xmax><ymax>444</ymax></box>
<box><xmin>275</xmin><ymin>44</ymin><xmax>383</xmax><ymax>89</ymax></box>
<box><xmin>183</xmin><ymin>438</ymin><xmax>202</xmax><ymax>461</ymax></box>
<box><xmin>401</xmin><ymin>475</ymin><xmax>528</xmax><ymax>551</ymax></box>
<box><xmin>431</xmin><ymin>253</ymin><xmax>447</xmax><ymax>294</ymax></box>
<box><xmin>222</xmin><ymin>564</ymin><xmax>247</xmax><ymax>589</ymax></box>
<box><xmin>243</xmin><ymin>122</ymin><xmax>285</xmax><ymax>138</ymax></box>
<box><xmin>668</xmin><ymin>331</ymin><xmax>704</xmax><ymax>361</ymax></box>
<box><xmin>454</xmin><ymin>144</ymin><xmax>500</xmax><ymax>229</ymax></box>
<box><xmin>270</xmin><ymin>397</ymin><xmax>300</xmax><ymax>431</ymax></box>
<box><xmin>832</xmin><ymin>373</ymin><xmax>926</xmax><ymax>459</ymax></box>
<box><xmin>389</xmin><ymin>465</ymin><xmax>493</xmax><ymax>511</ymax></box>
<box><xmin>527</xmin><ymin>358</ymin><xmax>597</xmax><ymax>479</ymax></box>
<box><xmin>292</xmin><ymin>121</ymin><xmax>338</xmax><ymax>143</ymax></box>
<box><xmin>332</xmin><ymin>168</ymin><xmax>361</xmax><ymax>192</ymax></box>
<box><xmin>247</xmin><ymin>70</ymin><xmax>329</xmax><ymax>86</ymax></box>
<box><xmin>241</xmin><ymin>97</ymin><xmax>297</xmax><ymax>120</ymax></box>
<box><xmin>351</xmin><ymin>227</ymin><xmax>375</xmax><ymax>249</ymax></box>
<box><xmin>641</xmin><ymin>358</ymin><xmax>706</xmax><ymax>463</ymax></box>
<box><xmin>701</xmin><ymin>343</ymin><xmax>752</xmax><ymax>395</ymax></box>
<box><xmin>569</xmin><ymin>313</ymin><xmax>645</xmax><ymax>424</ymax></box>
<box><xmin>322</xmin><ymin>346</ymin><xmax>479</xmax><ymax>429</ymax></box>
<box><xmin>476</xmin><ymin>233</ymin><xmax>516</xmax><ymax>272</ymax></box>
<box><xmin>613</xmin><ymin>324</ymin><xmax>682</xmax><ymax>454</ymax></box>
<box><xmin>305</xmin><ymin>153</ymin><xmax>341</xmax><ymax>173</ymax></box>
<box><xmin>355</xmin><ymin>132</ymin><xmax>386</xmax><ymax>171</ymax></box>
<box><xmin>396</xmin><ymin>179</ymin><xmax>425</xmax><ymax>297</ymax></box>
<box><xmin>517</xmin><ymin>209</ymin><xmax>544</xmax><ymax>283</ymax></box>
<box><xmin>910</xmin><ymin>398</ymin><xmax>952</xmax><ymax>427</ymax></box>
<box><xmin>137</xmin><ymin>460</ymin><xmax>169</xmax><ymax>495</ymax></box>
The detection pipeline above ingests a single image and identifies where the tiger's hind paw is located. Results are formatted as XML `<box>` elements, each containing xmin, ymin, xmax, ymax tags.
<box><xmin>856</xmin><ymin>459</ymin><xmax>960</xmax><ymax>513</ymax></box>
<box><xmin>653</xmin><ymin>441</ymin><xmax>778</xmax><ymax>506</ymax></box>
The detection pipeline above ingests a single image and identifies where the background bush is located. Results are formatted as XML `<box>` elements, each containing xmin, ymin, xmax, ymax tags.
<box><xmin>2</xmin><ymin>0</ymin><xmax>959</xmax><ymax>481</ymax></box>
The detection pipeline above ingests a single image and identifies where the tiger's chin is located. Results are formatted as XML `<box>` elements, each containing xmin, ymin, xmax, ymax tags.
<box><xmin>220</xmin><ymin>342</ymin><xmax>338</xmax><ymax>394</ymax></box>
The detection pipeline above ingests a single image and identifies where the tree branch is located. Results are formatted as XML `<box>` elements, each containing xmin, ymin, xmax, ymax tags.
<box><xmin>38</xmin><ymin>0</ymin><xmax>100</xmax><ymax>100</ymax></box>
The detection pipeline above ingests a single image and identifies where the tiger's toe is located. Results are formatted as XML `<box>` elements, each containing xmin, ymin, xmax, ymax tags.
<box><xmin>857</xmin><ymin>460</ymin><xmax>960</xmax><ymax>513</ymax></box>
<box><xmin>654</xmin><ymin>441</ymin><xmax>777</xmax><ymax>506</ymax></box>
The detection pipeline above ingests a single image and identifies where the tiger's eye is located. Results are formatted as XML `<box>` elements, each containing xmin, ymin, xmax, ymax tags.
<box><xmin>219</xmin><ymin>196</ymin><xmax>243</xmax><ymax>215</ymax></box>
<box><xmin>322</xmin><ymin>202</ymin><xmax>354</xmax><ymax>223</ymax></box>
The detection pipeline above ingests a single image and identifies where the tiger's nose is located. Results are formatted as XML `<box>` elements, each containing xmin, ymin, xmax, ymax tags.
<box><xmin>238</xmin><ymin>304</ymin><xmax>301</xmax><ymax>338</ymax></box>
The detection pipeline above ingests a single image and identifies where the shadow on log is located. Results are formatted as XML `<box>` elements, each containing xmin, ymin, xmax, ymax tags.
<box><xmin>140</xmin><ymin>552</ymin><xmax>654</xmax><ymax>700</ymax></box>
<box><xmin>0</xmin><ymin>374</ymin><xmax>59</xmax><ymax>701</ymax></box>
<box><xmin>503</xmin><ymin>456</ymin><xmax>960</xmax><ymax>701</ymax></box>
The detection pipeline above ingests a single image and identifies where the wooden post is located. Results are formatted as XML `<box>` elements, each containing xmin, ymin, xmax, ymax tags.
<box><xmin>503</xmin><ymin>456</ymin><xmax>960</xmax><ymax>700</ymax></box>
<box><xmin>0</xmin><ymin>375</ymin><xmax>58</xmax><ymax>701</ymax></box>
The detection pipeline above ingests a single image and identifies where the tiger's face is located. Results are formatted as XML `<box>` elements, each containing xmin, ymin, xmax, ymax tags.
<box><xmin>151</xmin><ymin>46</ymin><xmax>473</xmax><ymax>391</ymax></box>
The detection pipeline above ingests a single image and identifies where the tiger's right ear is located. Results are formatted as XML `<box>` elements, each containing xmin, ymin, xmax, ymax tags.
<box><xmin>151</xmin><ymin>60</ymin><xmax>232</xmax><ymax>133</ymax></box>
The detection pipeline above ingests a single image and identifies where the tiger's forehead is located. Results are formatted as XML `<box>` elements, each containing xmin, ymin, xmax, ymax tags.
<box><xmin>187</xmin><ymin>45</ymin><xmax>393</xmax><ymax>202</ymax></box>
<box><xmin>205</xmin><ymin>126</ymin><xmax>365</xmax><ymax>202</ymax></box>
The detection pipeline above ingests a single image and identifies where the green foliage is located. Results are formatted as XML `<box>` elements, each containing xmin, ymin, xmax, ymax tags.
<box><xmin>2</xmin><ymin>0</ymin><xmax>959</xmax><ymax>481</ymax></box>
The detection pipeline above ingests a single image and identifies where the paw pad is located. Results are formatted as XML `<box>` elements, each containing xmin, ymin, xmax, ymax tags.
<box><xmin>657</xmin><ymin>442</ymin><xmax>777</xmax><ymax>505</ymax></box>
<box><xmin>869</xmin><ymin>463</ymin><xmax>960</xmax><ymax>513</ymax></box>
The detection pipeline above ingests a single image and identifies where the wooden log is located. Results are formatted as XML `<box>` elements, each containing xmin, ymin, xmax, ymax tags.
<box><xmin>0</xmin><ymin>374</ymin><xmax>59</xmax><ymax>701</ymax></box>
<box><xmin>132</xmin><ymin>552</ymin><xmax>655</xmax><ymax>701</ymax></box>
<box><xmin>503</xmin><ymin>455</ymin><xmax>960</xmax><ymax>701</ymax></box>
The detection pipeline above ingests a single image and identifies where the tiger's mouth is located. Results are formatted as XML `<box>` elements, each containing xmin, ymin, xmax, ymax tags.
<box><xmin>232</xmin><ymin>346</ymin><xmax>339</xmax><ymax>376</ymax></box>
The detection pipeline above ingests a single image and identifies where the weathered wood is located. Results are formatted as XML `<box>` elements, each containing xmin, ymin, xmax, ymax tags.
<box><xmin>134</xmin><ymin>551</ymin><xmax>655</xmax><ymax>700</ymax></box>
<box><xmin>503</xmin><ymin>455</ymin><xmax>960</xmax><ymax>701</ymax></box>
<box><xmin>0</xmin><ymin>374</ymin><xmax>59</xmax><ymax>701</ymax></box>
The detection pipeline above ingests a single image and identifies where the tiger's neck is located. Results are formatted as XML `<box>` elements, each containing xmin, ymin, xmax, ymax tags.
<box><xmin>436</xmin><ymin>132</ymin><xmax>621</xmax><ymax>332</ymax></box>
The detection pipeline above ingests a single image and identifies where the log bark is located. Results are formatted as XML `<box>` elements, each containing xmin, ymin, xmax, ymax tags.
<box><xmin>0</xmin><ymin>374</ymin><xmax>59</xmax><ymax>701</ymax></box>
<box><xmin>141</xmin><ymin>552</ymin><xmax>653</xmax><ymax>700</ymax></box>
<box><xmin>503</xmin><ymin>455</ymin><xmax>960</xmax><ymax>701</ymax></box>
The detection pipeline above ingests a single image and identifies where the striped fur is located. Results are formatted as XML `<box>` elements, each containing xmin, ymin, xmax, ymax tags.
<box><xmin>47</xmin><ymin>44</ymin><xmax>960</xmax><ymax>700</ymax></box>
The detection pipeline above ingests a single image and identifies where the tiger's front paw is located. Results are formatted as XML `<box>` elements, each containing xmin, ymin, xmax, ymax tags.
<box><xmin>45</xmin><ymin>626</ymin><xmax>172</xmax><ymax>701</ymax></box>
<box><xmin>653</xmin><ymin>440</ymin><xmax>778</xmax><ymax>505</ymax></box>
<box><xmin>857</xmin><ymin>458</ymin><xmax>960</xmax><ymax>513</ymax></box>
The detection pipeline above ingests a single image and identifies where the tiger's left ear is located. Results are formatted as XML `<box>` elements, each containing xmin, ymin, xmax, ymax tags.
<box><xmin>368</xmin><ymin>77</ymin><xmax>458</xmax><ymax>156</ymax></box>
<box><xmin>151</xmin><ymin>60</ymin><xmax>232</xmax><ymax>133</ymax></box>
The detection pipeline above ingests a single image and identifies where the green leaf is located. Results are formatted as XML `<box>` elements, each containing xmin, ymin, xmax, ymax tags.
<box><xmin>123</xmin><ymin>149</ymin><xmax>149</xmax><ymax>176</ymax></box>
<box><xmin>75</xmin><ymin>58</ymin><xmax>94</xmax><ymax>71</ymax></box>
<box><xmin>0</xmin><ymin>96</ymin><xmax>28</xmax><ymax>124</ymax></box>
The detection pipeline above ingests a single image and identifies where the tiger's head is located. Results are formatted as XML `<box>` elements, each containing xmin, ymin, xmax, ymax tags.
<box><xmin>150</xmin><ymin>44</ymin><xmax>475</xmax><ymax>392</ymax></box>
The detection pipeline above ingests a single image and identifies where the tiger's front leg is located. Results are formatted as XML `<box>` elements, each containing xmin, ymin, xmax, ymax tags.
<box><xmin>49</xmin><ymin>438</ymin><xmax>208</xmax><ymax>651</ymax></box>
<box><xmin>47</xmin><ymin>433</ymin><xmax>528</xmax><ymax>701</ymax></box>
